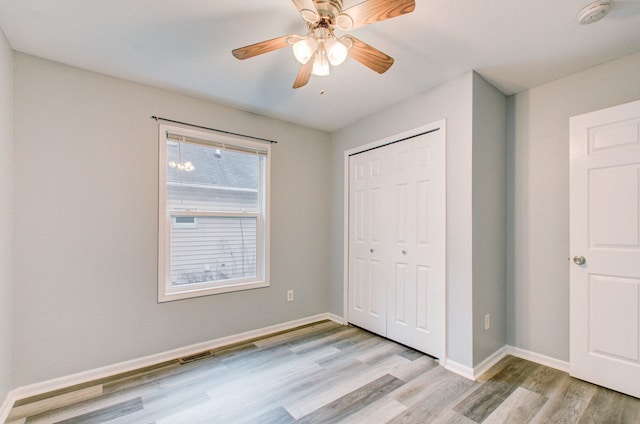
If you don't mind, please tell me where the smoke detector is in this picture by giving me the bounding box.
[577,1,611,24]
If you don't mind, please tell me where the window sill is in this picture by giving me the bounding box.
[158,280,270,303]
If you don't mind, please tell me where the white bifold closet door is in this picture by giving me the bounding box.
[348,128,445,358]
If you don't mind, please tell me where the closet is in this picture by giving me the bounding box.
[347,126,445,358]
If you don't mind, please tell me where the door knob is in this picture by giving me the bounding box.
[402,250,407,255]
[573,256,586,266]
[370,248,374,253]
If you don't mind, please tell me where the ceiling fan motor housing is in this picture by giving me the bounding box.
[314,0,344,18]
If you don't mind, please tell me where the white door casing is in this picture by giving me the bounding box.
[346,121,446,358]
[570,99,640,398]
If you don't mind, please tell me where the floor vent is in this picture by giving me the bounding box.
[178,350,213,364]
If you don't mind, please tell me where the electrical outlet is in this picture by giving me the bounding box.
[287,290,294,302]
[485,314,490,330]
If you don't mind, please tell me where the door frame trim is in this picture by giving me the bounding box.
[342,119,447,362]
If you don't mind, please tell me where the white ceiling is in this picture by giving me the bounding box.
[1,0,639,132]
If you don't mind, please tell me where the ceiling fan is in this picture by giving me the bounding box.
[232,0,416,89]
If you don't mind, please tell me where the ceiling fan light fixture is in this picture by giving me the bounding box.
[292,37,318,64]
[325,37,349,66]
[231,0,417,89]
[311,50,330,76]
[336,13,354,30]
[300,8,320,23]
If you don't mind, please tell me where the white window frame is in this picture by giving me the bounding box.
[158,124,270,302]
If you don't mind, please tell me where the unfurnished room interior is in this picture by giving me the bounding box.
[0,0,640,423]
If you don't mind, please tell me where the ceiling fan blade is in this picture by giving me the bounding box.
[232,35,294,60]
[345,36,394,74]
[342,0,415,29]
[293,60,314,89]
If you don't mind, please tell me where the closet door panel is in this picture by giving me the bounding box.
[348,149,388,336]
[411,133,446,356]
[388,140,417,346]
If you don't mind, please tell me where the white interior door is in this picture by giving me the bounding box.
[386,133,446,357]
[348,126,446,358]
[570,99,640,398]
[348,146,389,336]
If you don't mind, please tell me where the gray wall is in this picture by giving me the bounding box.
[330,72,476,367]
[471,73,507,366]
[0,29,13,401]
[507,52,640,361]
[13,53,332,387]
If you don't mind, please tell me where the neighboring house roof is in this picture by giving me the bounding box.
[166,141,259,190]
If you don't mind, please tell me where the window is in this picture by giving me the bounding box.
[172,216,197,228]
[158,125,270,302]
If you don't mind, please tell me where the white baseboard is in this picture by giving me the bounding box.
[443,359,475,380]
[443,344,569,381]
[443,346,509,381]
[9,313,343,405]
[472,346,510,379]
[325,312,346,325]
[506,345,570,373]
[0,390,17,424]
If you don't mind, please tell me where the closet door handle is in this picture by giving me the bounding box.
[370,248,374,253]
[402,250,407,255]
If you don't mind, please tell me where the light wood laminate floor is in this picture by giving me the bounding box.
[6,321,640,423]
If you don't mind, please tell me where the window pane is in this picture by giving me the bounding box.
[166,141,260,212]
[170,216,258,286]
